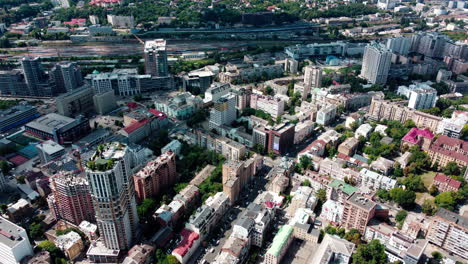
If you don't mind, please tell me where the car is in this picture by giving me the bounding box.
[210,248,215,253]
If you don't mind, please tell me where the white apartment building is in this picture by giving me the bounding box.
[360,168,397,190]
[319,200,343,225]
[304,66,322,89]
[204,82,230,103]
[316,104,337,126]
[397,81,434,98]
[360,42,392,84]
[250,94,285,119]
[408,88,438,110]
[0,217,34,264]
[209,93,237,130]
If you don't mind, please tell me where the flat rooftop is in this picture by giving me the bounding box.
[26,113,76,134]
[0,217,27,248]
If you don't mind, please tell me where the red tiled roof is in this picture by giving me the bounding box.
[402,128,434,144]
[300,139,327,154]
[149,109,167,120]
[429,135,468,163]
[123,119,150,134]
[89,0,121,4]
[173,229,199,257]
[433,173,462,189]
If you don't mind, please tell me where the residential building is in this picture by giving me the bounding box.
[133,151,177,202]
[55,231,84,260]
[304,66,322,89]
[79,221,98,240]
[56,85,95,117]
[0,70,28,96]
[205,192,230,225]
[21,57,53,97]
[411,32,449,58]
[370,157,394,176]
[320,200,343,225]
[0,172,7,192]
[93,90,117,115]
[48,172,95,226]
[298,139,327,158]
[0,217,34,264]
[408,88,437,110]
[223,155,262,205]
[107,15,134,28]
[360,168,396,190]
[85,142,139,250]
[195,130,247,161]
[432,173,462,193]
[327,179,358,204]
[161,140,182,156]
[286,186,318,217]
[341,193,376,233]
[316,104,337,126]
[397,81,434,98]
[204,82,230,103]
[364,220,396,244]
[437,110,468,139]
[209,93,237,130]
[171,229,200,264]
[122,244,155,264]
[294,120,314,144]
[360,42,392,84]
[309,234,355,264]
[338,137,359,156]
[402,128,435,150]
[250,94,285,119]
[185,205,216,239]
[50,62,83,93]
[0,103,40,132]
[355,124,373,139]
[264,225,294,264]
[144,39,169,77]
[25,113,90,145]
[36,140,65,164]
[428,135,468,168]
[427,208,468,259]
[386,233,428,264]
[386,36,411,55]
[436,69,452,83]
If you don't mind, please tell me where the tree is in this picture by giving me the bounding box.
[422,199,436,216]
[402,174,426,192]
[435,192,457,211]
[301,180,311,187]
[299,156,312,171]
[29,222,44,239]
[167,255,180,264]
[0,160,10,174]
[0,37,11,48]
[443,162,461,176]
[376,189,391,201]
[316,189,327,202]
[344,229,361,244]
[137,198,157,219]
[390,187,416,209]
[352,240,388,264]
[395,210,407,223]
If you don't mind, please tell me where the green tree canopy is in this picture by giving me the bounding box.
[352,240,388,264]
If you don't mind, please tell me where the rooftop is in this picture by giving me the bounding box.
[26,113,78,135]
[55,231,81,250]
[402,128,435,144]
[347,193,376,211]
[144,39,166,52]
[266,225,294,257]
[328,179,358,195]
[173,229,199,257]
[429,135,468,163]
[0,217,26,248]
[435,208,468,228]
[433,173,462,189]
[36,140,65,155]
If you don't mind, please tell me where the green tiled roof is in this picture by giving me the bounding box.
[267,225,294,257]
[328,179,358,195]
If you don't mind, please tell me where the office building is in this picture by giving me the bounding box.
[48,172,95,225]
[133,151,177,202]
[341,193,376,234]
[0,103,40,132]
[428,135,468,168]
[56,85,94,117]
[107,15,134,28]
[285,41,367,60]
[304,66,322,89]
[408,88,437,110]
[36,140,65,164]
[267,123,295,155]
[85,142,139,250]
[0,217,34,264]
[144,39,169,77]
[25,113,91,145]
[50,62,83,93]
[209,93,237,130]
[386,36,411,55]
[361,42,392,84]
[427,208,468,259]
[93,90,117,115]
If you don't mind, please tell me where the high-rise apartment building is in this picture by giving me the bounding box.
[51,62,83,93]
[411,32,450,58]
[144,39,169,77]
[427,208,468,259]
[21,57,53,96]
[0,217,34,263]
[304,66,322,89]
[133,151,177,202]
[360,43,392,85]
[408,88,437,109]
[386,36,411,55]
[48,172,95,225]
[85,142,139,250]
[0,70,28,96]
[341,193,376,234]
[209,93,237,130]
[267,123,295,155]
